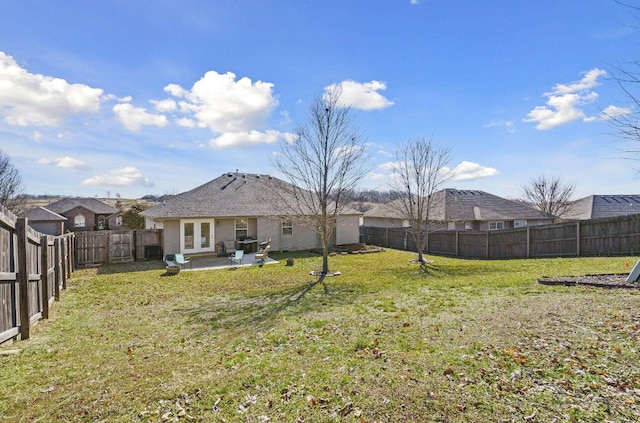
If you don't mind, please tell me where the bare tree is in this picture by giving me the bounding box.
[273,90,368,275]
[389,138,451,264]
[520,175,575,217]
[609,1,640,162]
[0,149,26,214]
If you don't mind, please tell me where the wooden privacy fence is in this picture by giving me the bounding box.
[0,206,74,345]
[75,229,162,266]
[361,214,640,259]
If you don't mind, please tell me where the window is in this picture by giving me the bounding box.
[282,219,293,237]
[74,214,85,228]
[489,221,504,230]
[97,215,106,229]
[116,215,123,226]
[201,222,210,248]
[447,222,455,231]
[235,219,248,239]
[184,222,194,249]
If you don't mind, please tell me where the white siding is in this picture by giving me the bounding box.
[336,215,360,245]
[258,217,320,251]
[164,220,180,255]
[145,217,164,229]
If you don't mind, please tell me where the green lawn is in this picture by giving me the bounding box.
[1,250,639,422]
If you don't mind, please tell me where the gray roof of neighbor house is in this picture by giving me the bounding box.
[432,189,555,221]
[45,198,119,215]
[365,189,555,222]
[22,206,67,222]
[141,172,361,220]
[563,195,640,220]
[363,200,405,219]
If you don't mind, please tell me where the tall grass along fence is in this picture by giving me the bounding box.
[75,229,162,266]
[0,205,74,345]
[361,214,640,259]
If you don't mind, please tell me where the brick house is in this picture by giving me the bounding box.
[39,198,121,232]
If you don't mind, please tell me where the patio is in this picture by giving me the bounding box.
[183,253,280,271]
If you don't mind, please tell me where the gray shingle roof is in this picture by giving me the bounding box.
[142,172,356,219]
[434,189,555,221]
[365,189,555,221]
[45,198,119,215]
[563,195,640,220]
[22,206,67,222]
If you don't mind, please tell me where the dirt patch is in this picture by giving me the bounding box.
[538,273,640,289]
[334,243,384,254]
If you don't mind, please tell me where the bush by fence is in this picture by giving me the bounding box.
[0,205,74,345]
[361,214,640,259]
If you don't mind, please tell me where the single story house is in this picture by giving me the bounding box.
[562,195,640,220]
[363,189,555,231]
[140,172,362,256]
[21,206,67,236]
[39,198,121,232]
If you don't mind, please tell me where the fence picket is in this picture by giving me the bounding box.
[361,214,640,259]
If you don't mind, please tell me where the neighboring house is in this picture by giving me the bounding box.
[362,189,555,231]
[140,172,362,255]
[43,198,121,232]
[431,189,555,230]
[362,201,410,228]
[562,195,640,220]
[21,206,68,236]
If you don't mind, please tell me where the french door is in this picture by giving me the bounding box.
[181,219,215,254]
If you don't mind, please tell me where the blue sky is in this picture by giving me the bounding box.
[0,0,638,199]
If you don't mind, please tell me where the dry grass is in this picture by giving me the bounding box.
[1,250,639,422]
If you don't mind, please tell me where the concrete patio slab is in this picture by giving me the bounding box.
[184,253,279,271]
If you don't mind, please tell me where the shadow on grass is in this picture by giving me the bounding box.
[176,273,355,333]
[93,260,165,275]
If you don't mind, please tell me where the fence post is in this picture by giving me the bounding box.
[455,231,459,257]
[16,218,30,340]
[66,234,72,278]
[576,221,581,257]
[61,236,67,290]
[526,227,531,258]
[40,235,50,319]
[486,232,490,258]
[54,237,61,300]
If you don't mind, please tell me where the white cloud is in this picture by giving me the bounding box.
[550,68,606,95]
[450,161,499,181]
[31,131,43,142]
[209,130,282,148]
[378,161,403,171]
[175,117,197,128]
[523,68,616,130]
[151,98,177,113]
[37,156,91,170]
[83,166,154,187]
[0,51,103,126]
[325,80,394,110]
[600,104,633,121]
[483,120,516,133]
[113,103,169,131]
[378,160,498,182]
[165,71,278,134]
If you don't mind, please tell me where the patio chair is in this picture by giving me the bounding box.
[255,244,271,262]
[174,253,192,269]
[229,250,244,266]
[163,254,181,274]
[224,240,236,255]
